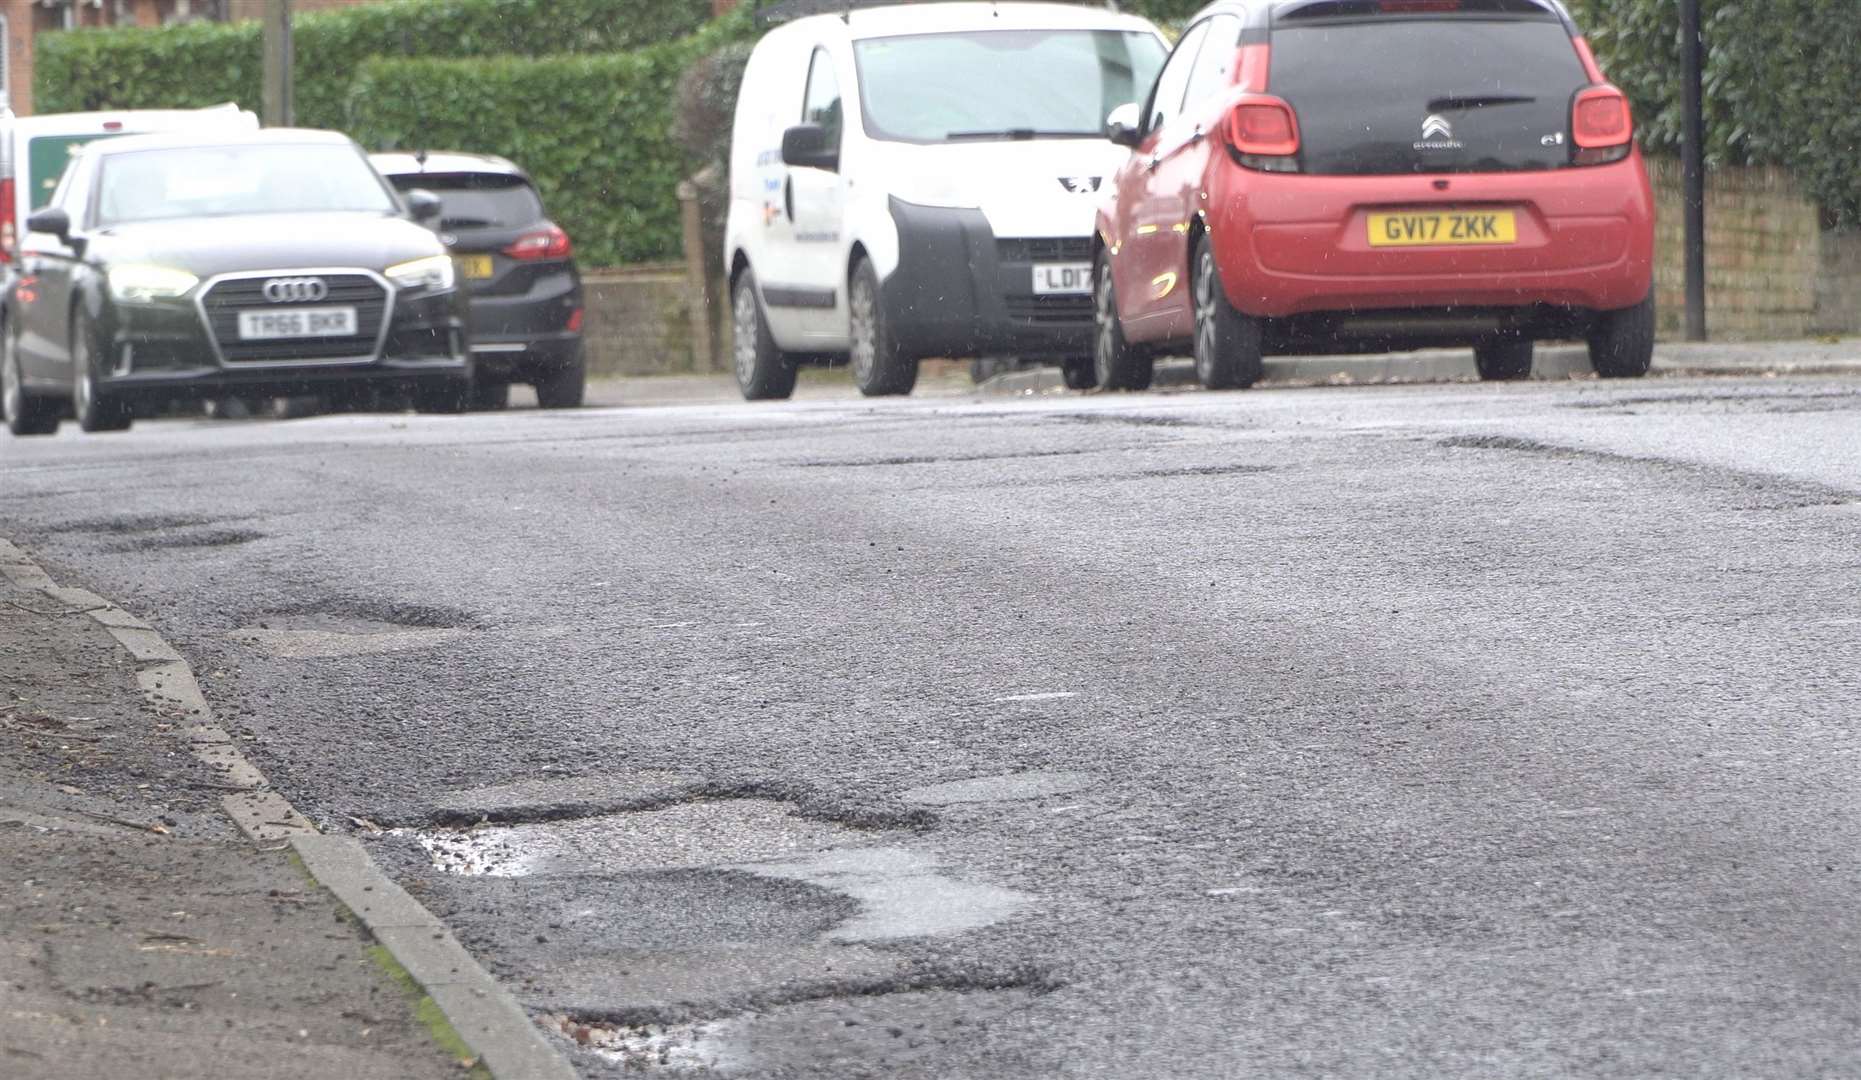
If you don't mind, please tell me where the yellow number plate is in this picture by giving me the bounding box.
[457,255,495,279]
[1367,211,1517,247]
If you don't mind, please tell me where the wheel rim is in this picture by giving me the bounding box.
[2,340,20,426]
[1193,249,1218,380]
[732,282,758,386]
[1094,265,1117,383]
[72,324,93,421]
[848,276,876,384]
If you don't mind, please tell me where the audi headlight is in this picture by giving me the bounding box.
[385,254,456,292]
[108,264,198,303]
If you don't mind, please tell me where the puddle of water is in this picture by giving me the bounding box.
[743,847,1034,942]
[900,770,1095,806]
[406,799,867,877]
[229,626,467,659]
[555,1015,743,1072]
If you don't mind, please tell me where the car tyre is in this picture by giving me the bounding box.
[1191,235,1264,391]
[848,257,916,397]
[1093,257,1152,391]
[3,324,60,436]
[1059,357,1096,390]
[470,379,512,411]
[70,314,132,434]
[533,342,586,409]
[1590,292,1655,379]
[732,269,798,401]
[1473,336,1535,381]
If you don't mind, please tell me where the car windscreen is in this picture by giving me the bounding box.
[384,173,544,230]
[854,30,1167,144]
[94,143,399,226]
[1269,13,1588,174]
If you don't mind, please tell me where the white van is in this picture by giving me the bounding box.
[724,2,1167,398]
[0,104,259,269]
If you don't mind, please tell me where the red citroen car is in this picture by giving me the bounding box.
[1093,0,1654,390]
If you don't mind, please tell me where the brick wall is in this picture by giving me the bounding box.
[1647,159,1826,342]
[580,265,702,377]
[224,0,384,18]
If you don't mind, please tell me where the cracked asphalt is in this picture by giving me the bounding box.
[4,373,1860,1078]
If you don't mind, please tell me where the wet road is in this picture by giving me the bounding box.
[5,375,1861,1078]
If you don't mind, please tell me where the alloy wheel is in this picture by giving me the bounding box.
[848,276,877,385]
[1094,265,1117,383]
[2,340,20,426]
[733,283,758,386]
[71,325,94,421]
[1194,250,1218,382]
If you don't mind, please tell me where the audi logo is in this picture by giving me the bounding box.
[262,277,329,304]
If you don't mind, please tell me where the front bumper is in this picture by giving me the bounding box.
[95,277,470,400]
[881,196,1094,361]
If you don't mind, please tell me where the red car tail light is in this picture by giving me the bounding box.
[504,222,572,261]
[1571,84,1633,165]
[0,178,15,265]
[1225,96,1301,173]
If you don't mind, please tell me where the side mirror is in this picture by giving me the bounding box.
[1105,103,1143,148]
[404,188,443,223]
[781,124,839,172]
[26,207,71,241]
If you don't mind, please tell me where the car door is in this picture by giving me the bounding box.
[781,45,851,342]
[15,155,93,386]
[1111,19,1210,338]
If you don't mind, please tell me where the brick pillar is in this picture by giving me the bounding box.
[132,0,163,28]
[3,0,36,116]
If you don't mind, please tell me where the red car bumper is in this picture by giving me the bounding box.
[1207,151,1655,319]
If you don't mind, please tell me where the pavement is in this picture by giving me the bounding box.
[578,337,1861,406]
[4,352,1860,1078]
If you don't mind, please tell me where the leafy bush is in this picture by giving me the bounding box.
[35,0,715,125]
[346,13,753,267]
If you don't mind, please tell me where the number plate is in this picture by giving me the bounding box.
[237,307,358,340]
[458,255,495,280]
[1032,262,1093,295]
[1367,211,1517,247]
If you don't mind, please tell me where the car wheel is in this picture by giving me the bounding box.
[3,324,60,436]
[470,379,512,411]
[731,270,798,401]
[1060,357,1096,390]
[1093,257,1152,391]
[532,343,586,409]
[848,258,916,397]
[1191,235,1264,391]
[1590,293,1655,379]
[70,314,132,434]
[1473,336,1535,381]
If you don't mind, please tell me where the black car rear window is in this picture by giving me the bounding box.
[1270,13,1588,175]
[387,173,544,229]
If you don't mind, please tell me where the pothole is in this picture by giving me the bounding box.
[405,799,871,877]
[746,847,1033,942]
[557,1015,740,1072]
[231,600,478,658]
[900,770,1095,806]
[111,528,266,552]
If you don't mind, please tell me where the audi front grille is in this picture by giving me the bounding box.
[198,271,391,364]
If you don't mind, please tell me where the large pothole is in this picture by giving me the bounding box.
[230,599,476,658]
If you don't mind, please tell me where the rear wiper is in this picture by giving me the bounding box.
[945,128,1100,141]
[439,216,495,229]
[1427,94,1537,111]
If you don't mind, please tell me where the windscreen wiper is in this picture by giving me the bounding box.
[945,128,1101,141]
[1427,94,1537,111]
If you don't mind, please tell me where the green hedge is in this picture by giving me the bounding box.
[346,14,752,267]
[35,0,714,126]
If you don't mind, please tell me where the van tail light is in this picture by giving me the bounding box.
[503,222,572,261]
[1224,95,1301,173]
[0,179,15,265]
[1571,84,1633,166]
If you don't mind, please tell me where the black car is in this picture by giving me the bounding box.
[371,151,584,410]
[1,128,471,436]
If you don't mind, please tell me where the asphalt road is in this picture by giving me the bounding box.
[5,373,1860,1078]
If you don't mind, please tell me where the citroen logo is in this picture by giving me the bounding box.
[1422,114,1454,140]
[262,277,329,304]
[1059,176,1103,194]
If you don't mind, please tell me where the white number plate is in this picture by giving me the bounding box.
[237,306,358,340]
[1032,263,1093,295]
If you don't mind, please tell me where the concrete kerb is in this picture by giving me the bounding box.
[0,537,577,1080]
[978,341,1861,395]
